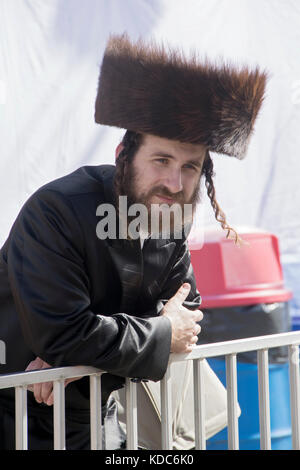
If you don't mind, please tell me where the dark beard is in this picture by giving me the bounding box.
[115,161,201,238]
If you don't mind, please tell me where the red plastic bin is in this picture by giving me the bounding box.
[189,227,292,309]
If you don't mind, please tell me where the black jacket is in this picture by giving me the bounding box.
[0,165,201,418]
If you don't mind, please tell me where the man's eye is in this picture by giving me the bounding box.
[183,164,197,171]
[156,158,168,164]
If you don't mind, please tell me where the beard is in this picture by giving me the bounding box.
[116,161,201,239]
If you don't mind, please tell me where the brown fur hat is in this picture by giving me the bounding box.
[95,33,268,159]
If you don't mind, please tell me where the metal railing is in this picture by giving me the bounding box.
[1,330,300,450]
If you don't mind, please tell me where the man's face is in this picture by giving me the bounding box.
[119,134,207,236]
[124,133,206,206]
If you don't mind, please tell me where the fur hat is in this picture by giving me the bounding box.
[95,33,267,159]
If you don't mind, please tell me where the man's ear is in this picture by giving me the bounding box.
[115,143,124,161]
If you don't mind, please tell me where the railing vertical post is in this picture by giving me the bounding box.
[125,378,138,450]
[193,359,206,449]
[90,373,102,450]
[0,340,5,365]
[53,379,66,450]
[161,365,172,450]
[257,349,271,450]
[288,344,300,449]
[15,385,28,450]
[225,354,239,449]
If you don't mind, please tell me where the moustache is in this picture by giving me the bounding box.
[147,186,185,204]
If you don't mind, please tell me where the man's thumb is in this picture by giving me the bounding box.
[171,283,191,304]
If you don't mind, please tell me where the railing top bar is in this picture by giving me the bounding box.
[169,331,300,364]
[0,365,103,390]
[1,331,300,389]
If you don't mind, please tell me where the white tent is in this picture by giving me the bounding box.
[1,0,300,318]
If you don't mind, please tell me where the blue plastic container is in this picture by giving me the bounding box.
[207,358,292,450]
[292,316,300,331]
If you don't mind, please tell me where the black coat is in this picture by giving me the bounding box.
[0,165,201,424]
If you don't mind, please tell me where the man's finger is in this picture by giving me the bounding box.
[25,357,83,406]
[26,357,52,396]
[45,377,83,406]
[192,309,203,322]
[190,335,198,344]
[193,323,201,336]
[46,391,54,406]
[40,381,53,404]
[33,381,53,405]
[170,283,191,304]
[25,357,44,372]
[33,383,43,404]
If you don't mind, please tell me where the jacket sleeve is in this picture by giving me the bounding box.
[7,189,171,381]
[158,239,202,311]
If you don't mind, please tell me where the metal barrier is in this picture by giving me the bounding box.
[1,330,300,450]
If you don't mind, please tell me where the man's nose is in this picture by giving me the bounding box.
[163,169,183,194]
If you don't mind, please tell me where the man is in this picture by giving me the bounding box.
[0,33,267,449]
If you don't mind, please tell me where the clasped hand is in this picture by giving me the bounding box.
[26,357,82,406]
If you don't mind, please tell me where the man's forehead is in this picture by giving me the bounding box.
[141,133,206,158]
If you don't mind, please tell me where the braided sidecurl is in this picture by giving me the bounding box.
[202,151,243,245]
[114,131,143,201]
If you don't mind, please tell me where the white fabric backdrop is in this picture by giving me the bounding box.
[1,0,300,316]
